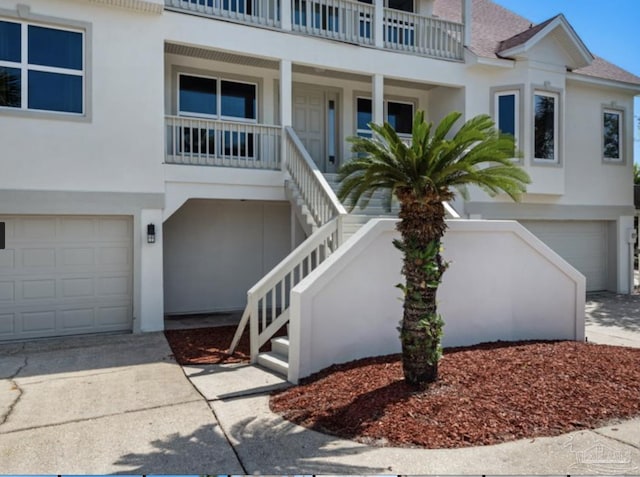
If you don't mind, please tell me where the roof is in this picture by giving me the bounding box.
[433,0,640,86]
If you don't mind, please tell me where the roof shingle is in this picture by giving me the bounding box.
[432,0,640,86]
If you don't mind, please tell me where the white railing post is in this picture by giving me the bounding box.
[249,296,259,362]
[462,0,471,48]
[281,0,292,30]
[373,0,384,47]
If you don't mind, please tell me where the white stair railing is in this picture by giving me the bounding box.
[229,217,341,361]
[284,126,347,226]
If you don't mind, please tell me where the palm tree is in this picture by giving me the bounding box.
[338,110,531,386]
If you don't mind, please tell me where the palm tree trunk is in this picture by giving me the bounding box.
[395,188,448,386]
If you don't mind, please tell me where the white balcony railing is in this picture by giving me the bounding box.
[165,0,280,27]
[291,0,374,46]
[383,8,463,59]
[165,116,282,169]
[166,0,464,61]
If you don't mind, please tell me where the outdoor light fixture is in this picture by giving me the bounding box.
[147,223,156,244]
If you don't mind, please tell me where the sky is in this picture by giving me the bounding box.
[493,0,640,164]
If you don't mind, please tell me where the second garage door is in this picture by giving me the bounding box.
[519,220,609,292]
[0,215,133,342]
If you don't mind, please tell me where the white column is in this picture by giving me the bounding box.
[281,0,292,31]
[617,216,635,294]
[280,59,293,170]
[280,59,293,127]
[374,0,384,48]
[139,208,164,332]
[462,0,472,47]
[372,74,384,126]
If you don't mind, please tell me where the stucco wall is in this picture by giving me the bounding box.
[163,199,292,314]
[289,218,585,382]
[0,0,165,194]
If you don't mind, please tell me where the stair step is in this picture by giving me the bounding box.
[257,351,288,376]
[271,336,290,358]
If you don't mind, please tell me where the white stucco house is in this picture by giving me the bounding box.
[0,0,638,380]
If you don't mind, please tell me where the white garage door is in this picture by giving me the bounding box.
[520,220,608,292]
[0,216,133,342]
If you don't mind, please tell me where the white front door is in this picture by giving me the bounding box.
[292,85,339,173]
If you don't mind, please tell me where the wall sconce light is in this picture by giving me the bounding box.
[147,223,156,244]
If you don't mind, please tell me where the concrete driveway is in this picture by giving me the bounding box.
[0,332,243,474]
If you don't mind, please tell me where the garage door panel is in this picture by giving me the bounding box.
[62,247,95,267]
[0,313,15,335]
[98,276,130,296]
[61,308,96,329]
[0,282,14,301]
[98,306,130,326]
[23,279,56,300]
[23,248,56,268]
[0,215,133,341]
[22,311,56,333]
[62,277,95,298]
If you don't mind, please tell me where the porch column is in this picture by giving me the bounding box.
[281,0,292,31]
[280,59,293,170]
[373,0,384,48]
[372,73,384,126]
[462,0,472,47]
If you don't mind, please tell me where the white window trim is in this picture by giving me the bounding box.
[532,90,560,164]
[602,107,624,163]
[355,95,415,138]
[177,72,258,124]
[0,8,90,121]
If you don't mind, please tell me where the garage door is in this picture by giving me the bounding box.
[520,220,608,292]
[0,216,133,342]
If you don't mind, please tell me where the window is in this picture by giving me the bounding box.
[603,109,622,162]
[0,19,85,115]
[177,73,258,158]
[533,91,559,162]
[356,97,414,138]
[493,90,520,158]
[178,74,256,121]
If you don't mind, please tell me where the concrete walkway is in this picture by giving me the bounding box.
[0,333,244,474]
[0,292,638,474]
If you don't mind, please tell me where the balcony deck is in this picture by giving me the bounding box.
[164,0,464,61]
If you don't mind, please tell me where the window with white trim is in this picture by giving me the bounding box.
[494,90,519,155]
[356,97,414,139]
[603,108,622,162]
[0,19,85,114]
[178,73,257,121]
[177,73,258,157]
[533,91,559,162]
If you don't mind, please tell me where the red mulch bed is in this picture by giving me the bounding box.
[164,325,286,365]
[270,341,640,449]
[165,326,250,365]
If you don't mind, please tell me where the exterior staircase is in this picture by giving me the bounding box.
[230,127,460,381]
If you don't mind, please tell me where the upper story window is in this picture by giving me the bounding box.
[356,97,414,139]
[494,90,519,154]
[603,108,623,162]
[533,91,559,162]
[0,19,85,115]
[178,73,256,121]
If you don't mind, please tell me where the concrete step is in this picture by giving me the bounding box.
[256,351,288,376]
[271,336,289,358]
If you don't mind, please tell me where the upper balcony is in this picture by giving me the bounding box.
[164,0,465,61]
